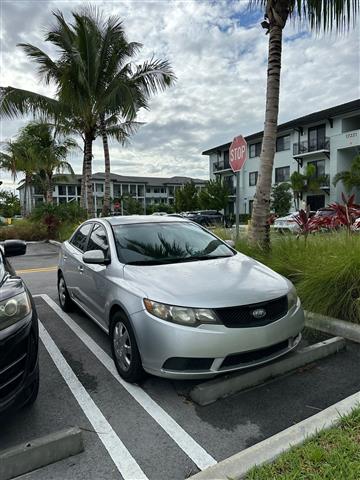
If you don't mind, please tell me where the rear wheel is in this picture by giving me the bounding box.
[58,273,73,312]
[110,311,145,383]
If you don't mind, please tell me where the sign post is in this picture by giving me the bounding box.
[229,135,247,241]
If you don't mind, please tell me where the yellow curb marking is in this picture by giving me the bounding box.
[16,266,57,274]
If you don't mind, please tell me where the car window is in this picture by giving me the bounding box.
[86,224,109,257]
[112,222,234,265]
[70,223,92,252]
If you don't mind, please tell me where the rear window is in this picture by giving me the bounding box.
[70,223,92,252]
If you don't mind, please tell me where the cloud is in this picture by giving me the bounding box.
[0,0,359,189]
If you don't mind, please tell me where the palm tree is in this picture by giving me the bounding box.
[0,8,175,217]
[249,0,359,247]
[0,135,37,215]
[290,164,328,210]
[333,154,360,193]
[21,121,76,203]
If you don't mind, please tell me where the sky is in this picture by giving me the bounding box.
[0,0,359,191]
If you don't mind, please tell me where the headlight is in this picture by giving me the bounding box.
[0,291,31,331]
[287,286,298,310]
[143,299,219,327]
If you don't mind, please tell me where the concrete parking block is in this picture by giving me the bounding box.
[190,337,346,406]
[305,311,360,343]
[0,427,84,480]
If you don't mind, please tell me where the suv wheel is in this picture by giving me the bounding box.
[58,273,73,312]
[110,311,145,383]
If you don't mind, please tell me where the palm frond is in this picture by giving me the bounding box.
[0,87,61,119]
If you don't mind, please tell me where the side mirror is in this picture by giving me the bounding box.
[83,249,110,265]
[4,240,27,257]
[225,239,235,248]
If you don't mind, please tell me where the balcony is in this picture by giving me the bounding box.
[213,161,231,173]
[319,174,330,190]
[293,137,330,157]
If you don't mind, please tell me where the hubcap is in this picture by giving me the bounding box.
[113,322,132,372]
[59,277,67,306]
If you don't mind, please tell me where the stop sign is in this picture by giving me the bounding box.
[114,201,121,210]
[229,135,247,173]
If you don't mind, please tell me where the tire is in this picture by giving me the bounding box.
[110,311,145,383]
[23,365,39,408]
[58,273,73,312]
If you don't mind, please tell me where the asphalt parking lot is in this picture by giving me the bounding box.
[3,242,360,480]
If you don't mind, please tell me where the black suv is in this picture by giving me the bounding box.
[184,210,224,226]
[0,240,39,413]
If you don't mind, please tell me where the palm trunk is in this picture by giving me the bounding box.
[84,131,94,217]
[249,22,284,248]
[46,174,53,203]
[101,115,111,217]
[80,142,86,210]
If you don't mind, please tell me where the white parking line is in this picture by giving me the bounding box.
[37,294,217,471]
[38,320,148,480]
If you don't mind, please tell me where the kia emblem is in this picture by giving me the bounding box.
[252,308,266,319]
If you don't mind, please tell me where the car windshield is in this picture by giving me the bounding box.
[112,222,235,265]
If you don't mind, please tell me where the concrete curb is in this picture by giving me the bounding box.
[0,427,84,480]
[188,387,360,480]
[48,239,61,247]
[305,311,360,343]
[190,337,346,406]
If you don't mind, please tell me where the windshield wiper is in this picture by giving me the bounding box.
[126,254,234,266]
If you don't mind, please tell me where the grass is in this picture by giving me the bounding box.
[246,407,360,480]
[231,231,360,324]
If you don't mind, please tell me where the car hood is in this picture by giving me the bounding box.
[123,253,290,308]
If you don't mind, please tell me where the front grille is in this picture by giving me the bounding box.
[214,296,288,328]
[0,337,28,400]
[221,340,289,369]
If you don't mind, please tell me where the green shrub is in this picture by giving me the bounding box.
[235,232,360,323]
[0,219,47,241]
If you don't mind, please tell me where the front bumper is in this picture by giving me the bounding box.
[0,309,39,414]
[131,300,304,379]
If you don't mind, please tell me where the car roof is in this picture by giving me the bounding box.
[99,215,191,226]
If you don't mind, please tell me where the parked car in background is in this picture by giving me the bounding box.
[0,240,39,414]
[352,217,360,232]
[58,216,304,383]
[273,212,315,234]
[151,212,168,216]
[183,210,224,226]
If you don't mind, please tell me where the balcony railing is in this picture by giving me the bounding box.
[213,161,231,172]
[293,137,330,156]
[319,174,330,188]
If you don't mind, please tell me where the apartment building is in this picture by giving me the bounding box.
[202,99,360,215]
[19,172,206,214]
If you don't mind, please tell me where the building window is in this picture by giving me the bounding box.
[58,185,66,196]
[113,184,121,197]
[154,187,160,194]
[308,160,325,177]
[249,142,262,158]
[276,135,290,152]
[122,184,129,194]
[249,172,258,186]
[77,186,81,196]
[146,187,151,194]
[275,166,290,183]
[68,185,76,196]
[168,186,174,196]
[138,185,144,197]
[130,184,137,196]
[96,183,104,193]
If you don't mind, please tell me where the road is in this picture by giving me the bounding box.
[3,242,360,479]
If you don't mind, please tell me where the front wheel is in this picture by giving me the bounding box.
[110,311,145,383]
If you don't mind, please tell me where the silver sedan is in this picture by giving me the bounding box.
[58,216,304,382]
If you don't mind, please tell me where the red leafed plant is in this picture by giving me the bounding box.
[326,193,360,233]
[292,209,326,243]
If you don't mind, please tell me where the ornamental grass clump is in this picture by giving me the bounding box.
[235,232,360,324]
